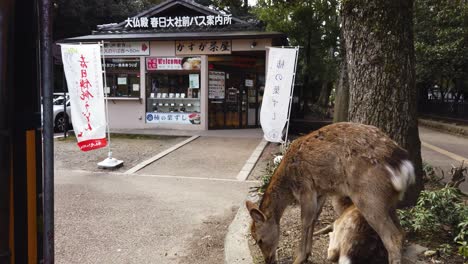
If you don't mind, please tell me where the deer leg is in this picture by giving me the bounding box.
[293,191,321,264]
[353,197,403,264]
[306,195,325,253]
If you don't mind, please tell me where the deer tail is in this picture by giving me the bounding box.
[386,160,416,200]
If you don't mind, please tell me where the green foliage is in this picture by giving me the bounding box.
[252,142,291,194]
[414,0,468,97]
[422,161,444,185]
[252,0,340,104]
[455,220,468,258]
[398,187,468,258]
[196,0,250,17]
[53,0,163,40]
[257,160,280,194]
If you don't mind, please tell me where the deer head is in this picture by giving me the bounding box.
[246,200,279,264]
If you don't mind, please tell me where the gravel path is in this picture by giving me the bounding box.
[54,135,188,172]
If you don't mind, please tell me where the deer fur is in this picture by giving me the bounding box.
[327,203,389,264]
[246,122,415,264]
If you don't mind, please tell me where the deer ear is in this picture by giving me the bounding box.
[246,200,266,223]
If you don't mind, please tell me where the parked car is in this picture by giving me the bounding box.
[52,94,72,132]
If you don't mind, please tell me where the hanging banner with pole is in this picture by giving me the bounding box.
[260,47,299,143]
[61,44,107,151]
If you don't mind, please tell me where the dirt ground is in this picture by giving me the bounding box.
[179,206,239,264]
[54,134,188,172]
[249,202,336,264]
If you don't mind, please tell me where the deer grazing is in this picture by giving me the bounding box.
[246,122,415,264]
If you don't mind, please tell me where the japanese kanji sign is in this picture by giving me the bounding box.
[260,47,298,143]
[146,112,200,125]
[124,15,232,29]
[61,44,107,151]
[102,42,149,56]
[175,40,231,55]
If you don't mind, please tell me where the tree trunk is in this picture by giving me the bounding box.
[343,0,423,206]
[333,20,349,122]
[317,81,332,108]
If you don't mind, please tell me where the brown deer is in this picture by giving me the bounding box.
[246,122,415,264]
[327,203,388,264]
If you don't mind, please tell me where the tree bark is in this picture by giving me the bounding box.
[343,0,423,206]
[333,20,349,122]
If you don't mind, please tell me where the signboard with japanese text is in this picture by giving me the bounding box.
[146,57,201,71]
[61,44,107,151]
[260,47,298,143]
[208,71,225,99]
[146,112,201,125]
[104,58,140,70]
[102,42,149,56]
[175,40,231,55]
[124,15,232,29]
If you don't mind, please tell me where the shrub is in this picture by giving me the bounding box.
[252,141,291,195]
[398,186,468,259]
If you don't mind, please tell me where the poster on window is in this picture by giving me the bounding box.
[146,57,201,70]
[208,71,225,99]
[189,74,199,88]
[146,112,200,125]
[61,44,107,151]
[260,47,298,143]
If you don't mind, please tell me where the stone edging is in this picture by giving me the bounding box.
[419,119,468,138]
[224,194,259,264]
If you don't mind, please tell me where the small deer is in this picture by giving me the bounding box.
[246,122,415,264]
[327,203,388,264]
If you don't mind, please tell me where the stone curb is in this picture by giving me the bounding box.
[224,196,256,264]
[419,119,468,138]
[237,139,269,181]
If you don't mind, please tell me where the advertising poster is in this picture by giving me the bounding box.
[189,74,199,88]
[208,71,225,99]
[146,57,201,70]
[61,44,107,151]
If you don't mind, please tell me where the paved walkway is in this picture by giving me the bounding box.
[55,131,265,264]
[419,126,468,192]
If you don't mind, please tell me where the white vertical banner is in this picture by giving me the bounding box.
[61,44,107,151]
[260,47,298,142]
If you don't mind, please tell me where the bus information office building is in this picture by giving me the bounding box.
[63,0,286,131]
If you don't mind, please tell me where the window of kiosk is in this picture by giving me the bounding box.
[145,57,201,125]
[104,58,140,98]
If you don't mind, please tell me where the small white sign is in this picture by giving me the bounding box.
[146,112,200,125]
[132,84,140,91]
[102,42,150,56]
[117,77,127,85]
[245,79,254,87]
[189,74,199,88]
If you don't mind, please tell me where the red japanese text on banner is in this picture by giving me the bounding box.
[61,44,107,151]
